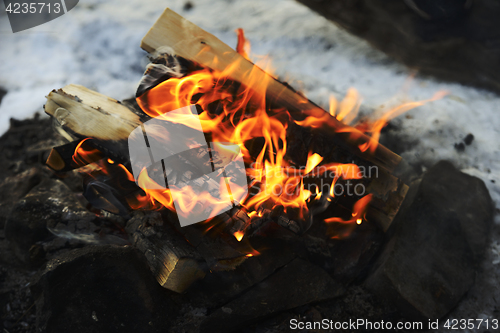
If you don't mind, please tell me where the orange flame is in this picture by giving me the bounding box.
[236,28,251,61]
[70,29,444,243]
[72,139,102,166]
[324,194,373,238]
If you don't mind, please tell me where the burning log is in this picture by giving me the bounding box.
[46,140,103,172]
[140,9,402,173]
[140,9,409,233]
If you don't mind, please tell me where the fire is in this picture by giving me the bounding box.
[135,31,363,227]
[234,231,245,242]
[72,138,102,166]
[324,194,373,239]
[71,29,444,243]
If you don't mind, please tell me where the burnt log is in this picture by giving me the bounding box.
[4,177,129,265]
[296,0,500,94]
[46,140,103,172]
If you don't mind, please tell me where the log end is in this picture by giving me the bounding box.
[157,257,207,293]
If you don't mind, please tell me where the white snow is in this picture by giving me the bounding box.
[1,0,499,328]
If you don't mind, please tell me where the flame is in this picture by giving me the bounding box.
[300,89,447,156]
[355,91,448,154]
[305,153,323,174]
[71,29,444,243]
[133,29,445,240]
[336,88,361,124]
[236,28,251,61]
[324,194,373,238]
[72,138,102,166]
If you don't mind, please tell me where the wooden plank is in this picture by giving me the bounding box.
[45,84,141,142]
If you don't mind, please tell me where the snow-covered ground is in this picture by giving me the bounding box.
[1,0,499,329]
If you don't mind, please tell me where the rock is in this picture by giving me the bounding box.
[183,1,194,11]
[0,167,43,229]
[365,160,494,319]
[200,258,345,333]
[31,245,180,333]
[4,178,76,263]
[464,133,474,146]
[454,142,466,152]
[296,0,500,94]
[0,116,58,173]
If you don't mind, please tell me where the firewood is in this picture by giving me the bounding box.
[140,8,402,173]
[125,211,206,293]
[45,84,146,164]
[45,84,142,142]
